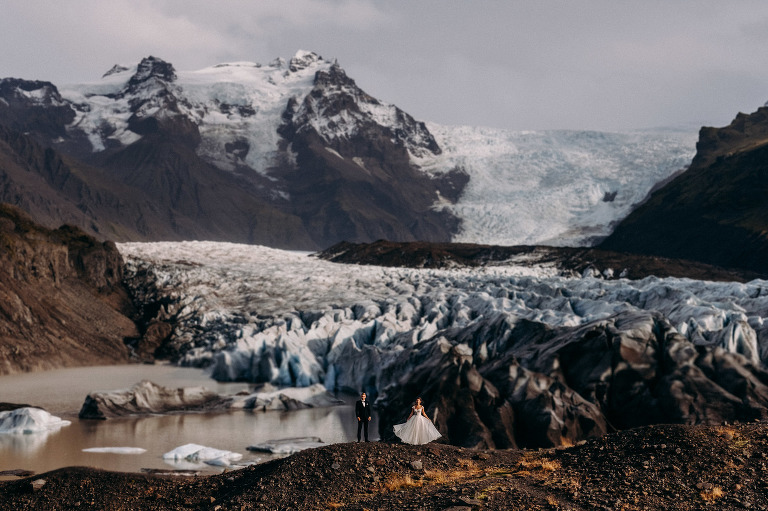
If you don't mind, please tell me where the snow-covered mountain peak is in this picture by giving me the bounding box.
[289,50,324,72]
[58,51,445,174]
[269,57,287,69]
[283,59,442,159]
[0,78,67,107]
[128,56,177,87]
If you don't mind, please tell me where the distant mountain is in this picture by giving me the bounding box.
[0,51,695,249]
[0,52,463,249]
[601,106,768,273]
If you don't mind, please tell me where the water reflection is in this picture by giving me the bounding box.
[0,428,66,455]
[1,407,378,476]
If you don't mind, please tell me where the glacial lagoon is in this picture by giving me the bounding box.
[0,364,374,479]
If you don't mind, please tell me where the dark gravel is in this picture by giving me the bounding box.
[2,422,768,510]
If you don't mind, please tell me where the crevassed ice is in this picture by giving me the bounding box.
[119,242,768,393]
[419,124,698,247]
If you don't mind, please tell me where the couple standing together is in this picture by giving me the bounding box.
[355,392,441,445]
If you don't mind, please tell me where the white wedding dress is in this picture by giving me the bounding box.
[393,406,441,445]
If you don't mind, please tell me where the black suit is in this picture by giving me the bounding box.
[355,399,371,441]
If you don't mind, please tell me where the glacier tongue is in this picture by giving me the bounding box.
[421,124,698,247]
[121,241,768,388]
[120,241,768,447]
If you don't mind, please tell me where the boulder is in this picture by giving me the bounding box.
[78,380,227,419]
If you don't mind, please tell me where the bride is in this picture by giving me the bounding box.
[393,397,442,445]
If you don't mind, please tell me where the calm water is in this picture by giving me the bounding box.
[0,365,377,478]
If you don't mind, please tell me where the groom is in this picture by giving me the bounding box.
[355,392,372,442]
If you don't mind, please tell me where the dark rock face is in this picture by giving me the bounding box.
[0,79,75,141]
[0,124,177,241]
[317,239,767,281]
[601,106,768,274]
[0,204,139,374]
[375,310,768,449]
[127,56,177,90]
[275,62,466,247]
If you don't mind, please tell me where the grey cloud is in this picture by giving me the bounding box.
[1,0,767,131]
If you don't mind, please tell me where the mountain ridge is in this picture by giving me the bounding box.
[0,52,466,249]
[0,51,695,249]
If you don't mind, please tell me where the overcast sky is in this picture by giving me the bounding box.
[2,0,768,132]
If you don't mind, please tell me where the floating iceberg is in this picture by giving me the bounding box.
[78,380,343,419]
[163,443,243,468]
[0,407,71,434]
[230,383,344,411]
[79,380,227,419]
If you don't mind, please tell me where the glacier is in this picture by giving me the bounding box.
[120,241,768,389]
[120,241,768,447]
[421,125,697,246]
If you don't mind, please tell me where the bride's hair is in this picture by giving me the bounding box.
[415,396,423,405]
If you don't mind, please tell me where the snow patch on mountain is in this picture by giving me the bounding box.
[60,52,329,173]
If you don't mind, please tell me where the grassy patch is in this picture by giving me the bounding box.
[383,459,483,492]
[700,486,725,503]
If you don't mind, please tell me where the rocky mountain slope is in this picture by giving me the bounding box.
[2,422,768,510]
[0,204,139,374]
[0,52,465,249]
[0,51,694,249]
[601,106,768,273]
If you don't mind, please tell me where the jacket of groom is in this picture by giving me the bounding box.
[355,393,372,441]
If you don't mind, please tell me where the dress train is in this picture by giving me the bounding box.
[393,407,441,445]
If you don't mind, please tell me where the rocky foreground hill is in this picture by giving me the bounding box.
[0,204,139,374]
[2,421,768,510]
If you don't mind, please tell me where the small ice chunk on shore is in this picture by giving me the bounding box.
[82,447,147,454]
[247,436,326,454]
[163,443,242,467]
